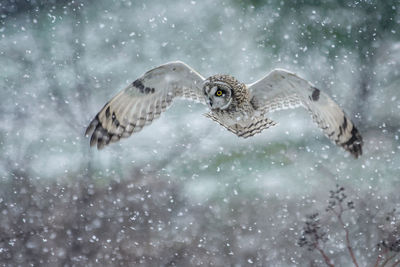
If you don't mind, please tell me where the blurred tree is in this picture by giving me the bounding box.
[69,0,95,178]
[29,0,95,178]
[1,0,62,18]
[235,0,400,119]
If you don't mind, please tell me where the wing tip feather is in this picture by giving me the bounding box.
[86,112,145,149]
[85,114,118,150]
[85,117,98,137]
[341,125,363,158]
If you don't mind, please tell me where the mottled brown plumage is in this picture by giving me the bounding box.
[203,74,276,139]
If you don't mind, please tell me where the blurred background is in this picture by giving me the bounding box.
[0,0,399,265]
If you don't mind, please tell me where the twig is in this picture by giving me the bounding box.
[391,258,400,267]
[374,248,389,267]
[298,213,333,266]
[381,254,396,267]
[331,203,359,267]
[316,245,335,267]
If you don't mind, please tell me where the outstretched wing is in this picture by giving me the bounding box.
[85,61,205,149]
[248,69,363,158]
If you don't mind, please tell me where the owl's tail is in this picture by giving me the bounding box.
[235,117,277,138]
[205,113,277,138]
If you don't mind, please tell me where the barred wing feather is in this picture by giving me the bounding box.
[248,69,363,158]
[85,61,205,149]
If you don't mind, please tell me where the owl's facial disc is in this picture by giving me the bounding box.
[203,81,233,110]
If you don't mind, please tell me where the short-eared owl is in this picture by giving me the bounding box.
[86,61,363,158]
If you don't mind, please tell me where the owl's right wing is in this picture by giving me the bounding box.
[85,61,206,149]
[248,69,363,158]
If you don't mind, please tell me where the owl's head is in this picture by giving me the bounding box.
[203,75,247,110]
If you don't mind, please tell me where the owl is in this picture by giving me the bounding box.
[85,61,363,158]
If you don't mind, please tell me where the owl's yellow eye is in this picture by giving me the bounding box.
[215,90,223,96]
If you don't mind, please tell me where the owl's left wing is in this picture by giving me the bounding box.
[85,61,206,149]
[248,69,363,158]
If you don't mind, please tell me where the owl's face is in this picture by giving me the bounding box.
[203,79,233,110]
